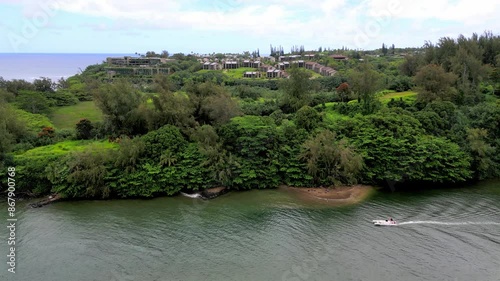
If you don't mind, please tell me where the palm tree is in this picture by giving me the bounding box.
[160,150,178,167]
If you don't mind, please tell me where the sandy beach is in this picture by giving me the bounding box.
[279,185,375,205]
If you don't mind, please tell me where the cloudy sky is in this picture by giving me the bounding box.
[0,0,499,54]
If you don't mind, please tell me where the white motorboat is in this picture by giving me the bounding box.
[372,219,398,226]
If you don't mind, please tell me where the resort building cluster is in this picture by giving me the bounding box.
[200,53,346,78]
[105,56,172,77]
[105,53,347,79]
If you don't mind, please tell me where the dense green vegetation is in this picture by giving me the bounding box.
[0,32,499,199]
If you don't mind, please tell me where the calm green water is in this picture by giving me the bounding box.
[1,181,500,281]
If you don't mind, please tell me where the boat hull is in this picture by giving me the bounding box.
[372,220,398,226]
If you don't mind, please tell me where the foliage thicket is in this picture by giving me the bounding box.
[1,32,499,198]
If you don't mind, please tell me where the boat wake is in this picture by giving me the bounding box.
[398,221,500,226]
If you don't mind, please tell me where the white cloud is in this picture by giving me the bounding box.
[7,0,500,50]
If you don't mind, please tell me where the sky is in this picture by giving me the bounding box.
[0,0,499,54]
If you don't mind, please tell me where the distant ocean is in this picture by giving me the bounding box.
[0,53,134,82]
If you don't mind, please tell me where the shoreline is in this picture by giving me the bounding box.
[279,185,375,205]
[23,185,376,208]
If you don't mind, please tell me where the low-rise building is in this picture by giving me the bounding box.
[209,62,220,70]
[330,54,348,60]
[292,60,305,68]
[267,69,282,78]
[107,56,165,66]
[278,62,291,70]
[223,61,239,69]
[244,71,261,78]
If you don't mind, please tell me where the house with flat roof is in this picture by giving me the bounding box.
[223,61,239,69]
[278,62,291,70]
[292,60,305,68]
[244,72,261,78]
[305,61,337,76]
[107,56,165,67]
[330,54,348,60]
[267,69,282,78]
[210,62,220,70]
[251,61,261,68]
[242,60,261,68]
[202,62,211,70]
[243,60,252,67]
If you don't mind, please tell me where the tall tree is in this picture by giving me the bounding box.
[414,64,458,103]
[33,77,55,93]
[399,55,422,76]
[466,128,498,180]
[381,43,388,56]
[300,130,363,186]
[451,45,491,104]
[147,75,195,130]
[347,63,383,114]
[279,67,314,113]
[93,81,145,136]
[15,90,52,114]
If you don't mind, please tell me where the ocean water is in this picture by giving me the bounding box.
[0,53,132,82]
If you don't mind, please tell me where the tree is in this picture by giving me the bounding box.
[219,116,280,189]
[147,75,195,130]
[3,79,34,95]
[381,43,388,56]
[56,77,70,90]
[33,77,55,93]
[336,82,351,102]
[414,64,458,103]
[331,111,471,185]
[64,146,113,198]
[187,82,226,124]
[294,106,322,132]
[141,125,187,161]
[399,55,421,77]
[279,67,314,113]
[466,128,498,180]
[201,92,242,125]
[436,37,457,72]
[450,45,491,104]
[0,88,15,103]
[300,130,364,186]
[0,104,28,161]
[37,126,55,138]
[75,119,94,140]
[15,90,52,114]
[93,81,145,136]
[347,63,383,114]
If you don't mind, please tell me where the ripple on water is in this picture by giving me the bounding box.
[1,181,499,281]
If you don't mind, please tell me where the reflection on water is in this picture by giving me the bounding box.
[0,181,499,281]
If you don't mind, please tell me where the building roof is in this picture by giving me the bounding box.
[330,54,348,59]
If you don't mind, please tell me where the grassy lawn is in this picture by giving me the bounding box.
[379,91,417,103]
[13,140,118,159]
[50,101,103,130]
[223,67,260,79]
[13,107,54,133]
